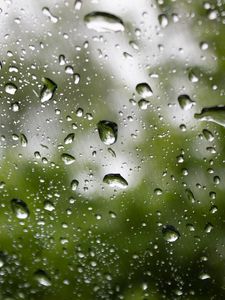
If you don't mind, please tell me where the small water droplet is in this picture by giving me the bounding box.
[204,222,213,233]
[11,102,20,112]
[202,129,214,142]
[44,200,55,212]
[185,188,196,203]
[42,7,58,23]
[199,273,211,280]
[0,181,6,189]
[154,188,162,195]
[74,0,82,10]
[59,54,66,65]
[158,14,169,28]
[40,77,57,103]
[61,153,76,165]
[97,120,118,145]
[34,269,52,286]
[200,41,208,50]
[84,12,124,32]
[207,9,218,20]
[188,70,199,83]
[136,83,153,98]
[20,133,28,147]
[76,108,83,117]
[210,205,218,214]
[108,148,116,157]
[162,225,180,242]
[178,94,195,110]
[11,199,29,219]
[73,73,80,84]
[103,173,128,189]
[64,133,75,144]
[71,179,79,191]
[138,99,150,110]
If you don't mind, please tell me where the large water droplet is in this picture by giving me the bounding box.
[103,173,128,189]
[195,106,225,128]
[162,225,180,242]
[97,120,118,145]
[11,199,29,219]
[61,153,76,165]
[178,94,195,110]
[5,83,17,95]
[34,269,52,286]
[40,77,57,103]
[84,12,124,32]
[136,83,153,98]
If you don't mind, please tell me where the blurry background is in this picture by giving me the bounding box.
[0,0,225,299]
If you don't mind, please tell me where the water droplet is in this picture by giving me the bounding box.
[199,273,211,280]
[109,211,117,218]
[207,9,218,20]
[59,54,66,65]
[73,73,80,84]
[65,65,74,75]
[61,153,76,165]
[188,70,199,83]
[129,40,139,50]
[11,199,29,219]
[84,12,124,32]
[11,102,20,112]
[162,225,180,242]
[194,106,225,128]
[178,94,195,110]
[5,83,17,95]
[213,175,220,185]
[202,129,214,142]
[0,181,5,189]
[76,108,83,117]
[44,200,55,212]
[154,188,162,195]
[136,83,153,98]
[108,148,116,157]
[71,179,79,191]
[64,133,75,144]
[204,222,213,233]
[138,99,150,110]
[34,269,52,286]
[40,77,57,103]
[158,14,169,28]
[103,173,128,189]
[42,7,58,23]
[97,120,118,145]
[74,0,82,10]
[210,205,218,214]
[20,133,28,147]
[185,188,196,203]
[0,258,4,268]
[200,41,208,50]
